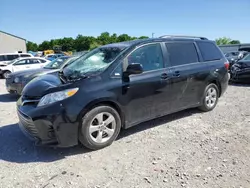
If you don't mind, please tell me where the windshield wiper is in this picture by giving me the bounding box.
[67,72,88,81]
[58,70,67,83]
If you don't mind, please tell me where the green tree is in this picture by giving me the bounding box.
[74,35,95,51]
[90,42,101,50]
[215,37,232,45]
[117,34,131,42]
[110,33,118,43]
[97,32,111,45]
[38,41,51,51]
[139,36,149,39]
[26,41,38,51]
[229,40,240,44]
[215,37,241,45]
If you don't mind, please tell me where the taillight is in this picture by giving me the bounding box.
[224,62,229,70]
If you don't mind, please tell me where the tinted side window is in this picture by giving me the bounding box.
[197,41,223,61]
[128,43,164,72]
[6,55,19,61]
[0,55,6,61]
[165,42,198,66]
[20,54,31,57]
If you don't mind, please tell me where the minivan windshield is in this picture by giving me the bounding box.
[63,46,126,80]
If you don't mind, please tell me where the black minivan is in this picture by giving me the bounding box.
[17,36,229,150]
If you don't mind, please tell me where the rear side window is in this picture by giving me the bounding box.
[6,55,19,61]
[197,41,223,61]
[165,42,199,66]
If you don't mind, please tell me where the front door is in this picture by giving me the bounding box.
[12,59,29,72]
[121,43,173,126]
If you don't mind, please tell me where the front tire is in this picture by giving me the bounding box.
[3,71,11,79]
[199,83,219,112]
[79,105,121,150]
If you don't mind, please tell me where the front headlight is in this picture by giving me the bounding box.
[37,88,79,107]
[14,77,20,83]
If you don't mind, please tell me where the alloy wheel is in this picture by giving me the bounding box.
[88,112,116,144]
[205,87,217,108]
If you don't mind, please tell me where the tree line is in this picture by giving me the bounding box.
[26,32,149,52]
[215,37,241,45]
[27,33,241,52]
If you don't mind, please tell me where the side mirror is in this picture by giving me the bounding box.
[125,63,143,75]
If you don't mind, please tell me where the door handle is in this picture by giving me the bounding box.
[161,73,168,80]
[173,71,180,77]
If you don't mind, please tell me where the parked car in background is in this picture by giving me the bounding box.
[0,53,33,65]
[0,57,50,78]
[17,36,229,150]
[230,53,250,83]
[5,56,78,95]
[225,51,248,70]
[45,53,65,61]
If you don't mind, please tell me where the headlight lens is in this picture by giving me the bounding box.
[14,77,20,83]
[37,88,79,107]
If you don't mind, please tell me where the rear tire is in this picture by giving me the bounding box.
[79,105,121,150]
[198,83,219,112]
[3,71,11,79]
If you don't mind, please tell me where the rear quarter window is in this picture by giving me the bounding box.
[197,41,223,61]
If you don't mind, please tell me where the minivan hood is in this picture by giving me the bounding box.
[22,74,62,97]
[11,68,59,78]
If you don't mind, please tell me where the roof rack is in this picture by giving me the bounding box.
[159,35,208,40]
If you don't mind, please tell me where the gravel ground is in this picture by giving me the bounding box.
[0,79,250,188]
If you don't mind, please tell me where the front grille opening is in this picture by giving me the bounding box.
[48,126,56,139]
[22,95,41,100]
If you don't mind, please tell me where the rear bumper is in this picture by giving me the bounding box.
[219,73,229,97]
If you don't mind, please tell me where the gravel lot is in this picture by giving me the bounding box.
[0,79,250,188]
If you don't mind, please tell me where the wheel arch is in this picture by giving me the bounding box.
[78,98,125,128]
[208,79,222,97]
[2,69,12,78]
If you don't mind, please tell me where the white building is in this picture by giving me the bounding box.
[0,30,27,53]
